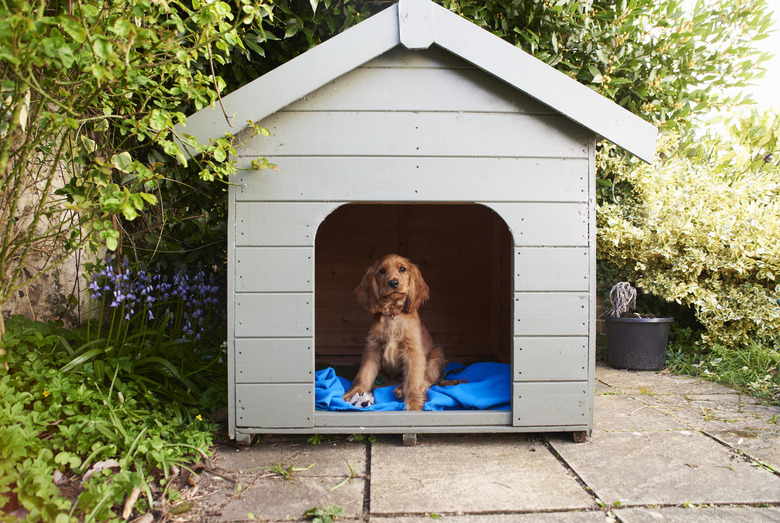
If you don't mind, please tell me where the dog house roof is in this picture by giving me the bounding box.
[177,0,657,163]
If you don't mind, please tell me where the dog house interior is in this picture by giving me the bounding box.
[315,203,514,372]
[176,0,656,443]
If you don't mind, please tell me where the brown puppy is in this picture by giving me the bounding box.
[343,254,446,411]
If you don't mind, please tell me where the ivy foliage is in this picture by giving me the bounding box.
[0,0,273,311]
[599,108,780,351]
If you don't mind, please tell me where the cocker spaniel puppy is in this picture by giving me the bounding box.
[343,254,451,411]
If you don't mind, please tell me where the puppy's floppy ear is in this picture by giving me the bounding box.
[355,260,382,313]
[405,261,430,313]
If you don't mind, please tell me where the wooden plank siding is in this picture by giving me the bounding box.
[230,48,595,433]
[235,339,313,383]
[240,112,588,159]
[234,157,589,203]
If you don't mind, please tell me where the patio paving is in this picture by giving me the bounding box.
[176,364,780,522]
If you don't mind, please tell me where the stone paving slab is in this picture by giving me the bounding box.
[548,430,780,507]
[594,393,687,432]
[190,437,367,522]
[215,475,365,522]
[370,512,609,522]
[595,365,736,396]
[215,436,367,477]
[632,392,780,432]
[595,379,614,395]
[707,430,780,472]
[370,434,596,515]
[614,506,780,522]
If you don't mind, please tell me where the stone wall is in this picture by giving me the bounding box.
[1,248,93,328]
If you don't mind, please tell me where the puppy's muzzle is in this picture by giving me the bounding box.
[388,279,400,290]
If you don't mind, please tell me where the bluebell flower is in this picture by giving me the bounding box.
[88,256,222,342]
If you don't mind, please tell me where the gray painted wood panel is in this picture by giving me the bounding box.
[586,138,597,433]
[235,294,312,337]
[235,339,313,383]
[228,181,236,438]
[513,293,589,336]
[236,384,313,428]
[246,112,589,159]
[513,337,588,382]
[486,203,588,247]
[236,247,313,292]
[235,202,340,247]
[515,247,589,291]
[313,411,512,428]
[234,158,588,203]
[241,425,587,435]
[282,65,551,114]
[512,382,589,427]
[363,46,471,69]
[238,422,588,435]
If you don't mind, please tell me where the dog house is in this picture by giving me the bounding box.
[177,0,656,443]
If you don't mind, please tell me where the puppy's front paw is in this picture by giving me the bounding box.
[404,390,425,411]
[404,398,424,411]
[393,385,403,399]
[343,387,365,402]
[347,392,376,408]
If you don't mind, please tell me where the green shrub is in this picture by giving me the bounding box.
[0,310,215,522]
[0,0,275,319]
[598,108,780,351]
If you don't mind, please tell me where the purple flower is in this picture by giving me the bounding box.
[87,256,222,342]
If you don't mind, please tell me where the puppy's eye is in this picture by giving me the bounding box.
[379,268,386,275]
[399,267,406,272]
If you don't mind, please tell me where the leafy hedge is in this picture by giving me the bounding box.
[599,109,780,350]
[0,0,274,312]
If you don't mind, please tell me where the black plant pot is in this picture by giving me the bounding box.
[605,316,674,371]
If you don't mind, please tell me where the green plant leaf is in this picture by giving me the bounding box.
[111,152,133,173]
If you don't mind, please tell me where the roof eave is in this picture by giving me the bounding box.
[174,4,402,156]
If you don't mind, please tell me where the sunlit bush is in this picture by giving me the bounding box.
[599,109,780,350]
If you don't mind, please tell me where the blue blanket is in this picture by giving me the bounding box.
[315,362,510,411]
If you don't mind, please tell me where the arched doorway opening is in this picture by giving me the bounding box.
[314,203,513,371]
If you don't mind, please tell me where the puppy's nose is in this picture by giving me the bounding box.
[388,279,400,289]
